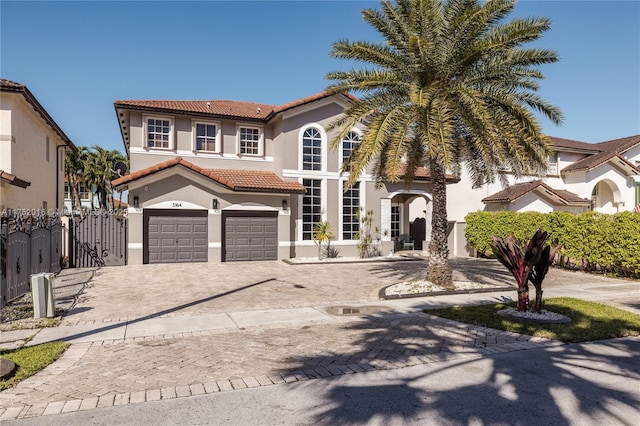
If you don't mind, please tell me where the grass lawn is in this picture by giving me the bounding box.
[0,342,69,391]
[426,297,640,342]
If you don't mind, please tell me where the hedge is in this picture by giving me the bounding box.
[465,211,640,278]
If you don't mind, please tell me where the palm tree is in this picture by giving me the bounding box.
[313,220,335,260]
[326,0,562,288]
[84,146,128,210]
[64,146,88,217]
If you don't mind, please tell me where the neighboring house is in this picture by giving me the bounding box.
[410,135,640,254]
[112,92,459,264]
[63,179,94,211]
[0,79,77,212]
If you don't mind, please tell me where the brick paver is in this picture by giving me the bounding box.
[2,257,635,420]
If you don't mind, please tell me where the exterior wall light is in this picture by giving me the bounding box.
[133,196,139,208]
[212,198,219,210]
[282,199,287,210]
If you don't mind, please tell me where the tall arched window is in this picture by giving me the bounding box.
[302,127,322,171]
[342,131,360,163]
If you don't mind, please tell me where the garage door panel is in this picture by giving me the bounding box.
[224,214,278,262]
[147,211,208,264]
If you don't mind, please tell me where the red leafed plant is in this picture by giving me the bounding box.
[529,242,562,313]
[491,229,552,311]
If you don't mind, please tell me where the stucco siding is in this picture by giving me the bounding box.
[0,93,67,210]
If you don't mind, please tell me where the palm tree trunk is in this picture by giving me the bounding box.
[426,155,454,289]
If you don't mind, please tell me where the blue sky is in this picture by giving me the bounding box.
[1,1,638,154]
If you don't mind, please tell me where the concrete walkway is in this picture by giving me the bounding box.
[0,258,638,421]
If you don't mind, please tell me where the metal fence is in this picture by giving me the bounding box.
[68,211,127,268]
[0,210,63,307]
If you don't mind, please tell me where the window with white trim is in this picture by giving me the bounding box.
[146,117,171,149]
[64,183,90,200]
[547,153,558,175]
[239,126,261,155]
[302,179,322,240]
[342,181,360,240]
[391,205,400,238]
[302,127,322,170]
[342,131,360,167]
[194,122,218,152]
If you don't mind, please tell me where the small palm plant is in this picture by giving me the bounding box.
[491,229,559,312]
[313,221,335,260]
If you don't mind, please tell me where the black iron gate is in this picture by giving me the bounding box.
[1,211,63,307]
[68,211,127,268]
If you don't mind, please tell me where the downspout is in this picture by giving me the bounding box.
[56,144,68,212]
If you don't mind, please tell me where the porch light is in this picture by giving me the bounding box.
[133,196,139,208]
[282,199,288,210]
[212,198,219,210]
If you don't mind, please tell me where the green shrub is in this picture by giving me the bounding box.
[465,210,640,278]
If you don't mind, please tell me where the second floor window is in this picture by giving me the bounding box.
[302,127,322,170]
[196,123,217,152]
[342,131,360,167]
[547,153,558,175]
[239,126,260,155]
[147,118,170,148]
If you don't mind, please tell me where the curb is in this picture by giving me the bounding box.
[0,336,563,421]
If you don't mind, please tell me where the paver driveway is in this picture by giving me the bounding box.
[1,257,638,421]
[60,257,516,324]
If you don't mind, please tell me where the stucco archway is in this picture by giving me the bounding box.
[382,190,432,250]
[591,179,622,213]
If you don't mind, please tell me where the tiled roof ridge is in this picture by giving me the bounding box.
[482,179,589,204]
[114,92,359,122]
[112,157,305,194]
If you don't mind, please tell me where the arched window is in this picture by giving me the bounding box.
[302,127,322,171]
[342,131,360,163]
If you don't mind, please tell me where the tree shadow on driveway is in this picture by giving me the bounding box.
[283,309,640,425]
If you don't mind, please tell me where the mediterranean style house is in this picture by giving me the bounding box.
[112,91,640,265]
[0,79,76,212]
[112,92,461,264]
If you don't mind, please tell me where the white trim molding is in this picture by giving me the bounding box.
[298,123,328,173]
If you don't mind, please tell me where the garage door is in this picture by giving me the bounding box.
[224,212,278,262]
[146,210,208,264]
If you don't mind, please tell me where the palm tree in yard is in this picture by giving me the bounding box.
[64,146,88,217]
[84,146,128,210]
[327,0,563,288]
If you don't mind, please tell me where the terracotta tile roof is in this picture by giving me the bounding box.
[113,99,276,121]
[0,170,31,188]
[112,157,305,194]
[114,92,359,123]
[388,165,460,182]
[1,79,76,150]
[268,91,359,117]
[482,180,589,205]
